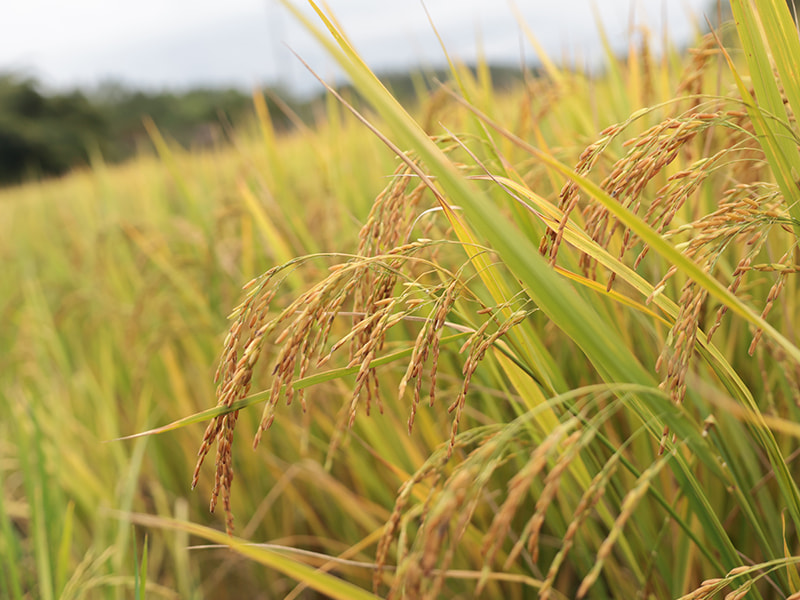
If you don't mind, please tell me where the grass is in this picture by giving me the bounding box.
[3,0,800,598]
[0,92,398,598]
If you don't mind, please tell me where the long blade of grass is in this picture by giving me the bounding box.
[142,117,196,208]
[754,0,800,123]
[114,330,469,440]
[727,0,800,228]
[237,180,304,291]
[116,512,383,600]
[138,535,148,600]
[55,501,75,598]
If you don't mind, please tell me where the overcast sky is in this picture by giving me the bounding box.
[2,0,716,95]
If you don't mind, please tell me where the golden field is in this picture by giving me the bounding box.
[3,2,800,598]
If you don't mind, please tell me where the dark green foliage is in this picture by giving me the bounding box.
[0,73,261,186]
[91,83,259,161]
[377,65,528,102]
[0,75,107,184]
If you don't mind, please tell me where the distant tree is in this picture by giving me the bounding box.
[89,83,257,159]
[0,74,260,185]
[0,74,107,184]
[2,68,506,186]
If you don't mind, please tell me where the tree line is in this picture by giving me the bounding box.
[0,74,275,186]
[0,66,529,187]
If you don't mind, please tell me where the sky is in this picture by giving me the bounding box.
[1,0,717,96]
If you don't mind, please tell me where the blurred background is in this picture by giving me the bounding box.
[0,0,743,185]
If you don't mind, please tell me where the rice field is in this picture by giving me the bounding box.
[3,1,800,598]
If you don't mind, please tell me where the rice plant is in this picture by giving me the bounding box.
[180,0,800,598]
[0,88,398,597]
[3,0,800,598]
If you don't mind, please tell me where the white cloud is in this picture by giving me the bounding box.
[0,0,715,92]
